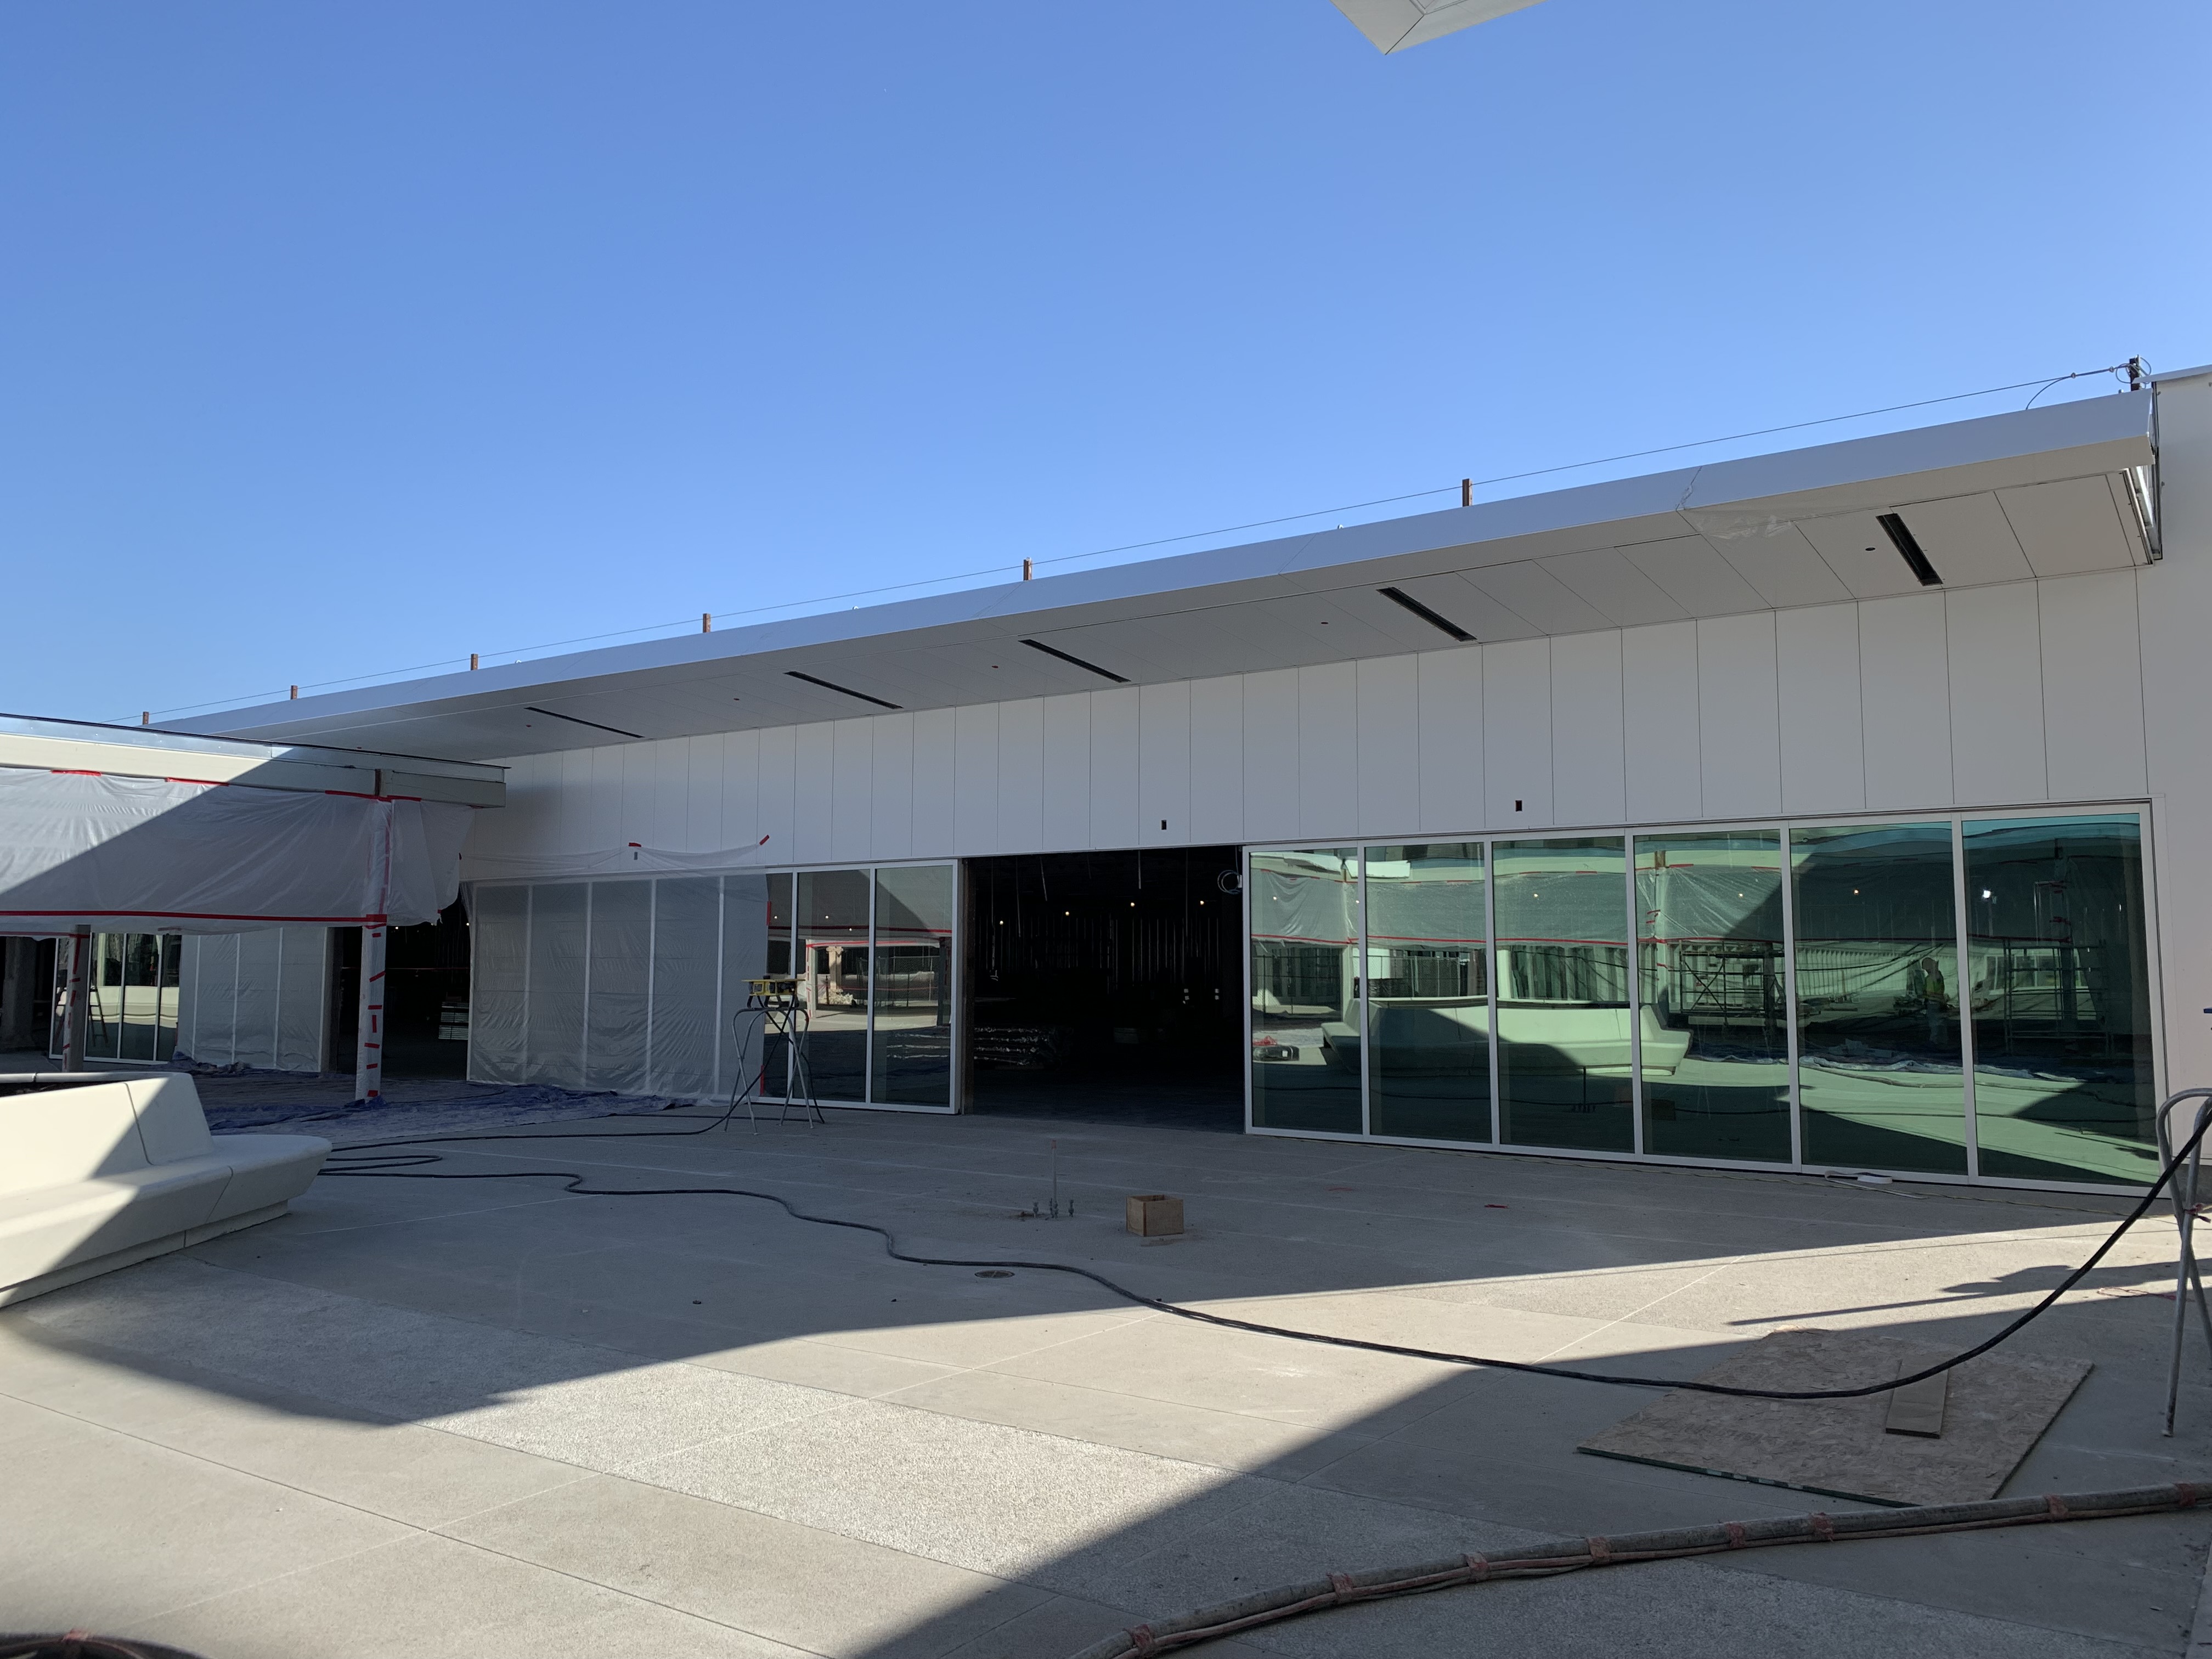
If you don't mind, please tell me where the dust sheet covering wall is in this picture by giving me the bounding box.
[468,873,769,1101]
[176,926,331,1070]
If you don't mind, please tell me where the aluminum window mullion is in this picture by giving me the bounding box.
[1626,835,1644,1158]
[1953,816,1980,1180]
[1780,827,1804,1168]
[1485,838,1502,1144]
[864,867,879,1105]
[1356,849,1370,1138]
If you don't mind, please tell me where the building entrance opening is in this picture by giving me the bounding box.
[966,848,1243,1128]
[329,903,472,1080]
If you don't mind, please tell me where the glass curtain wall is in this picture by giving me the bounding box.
[1494,838,1633,1152]
[1248,809,2157,1187]
[1636,831,1791,1162]
[750,864,958,1110]
[1249,848,1362,1133]
[1963,816,2155,1184]
[53,932,182,1062]
[1365,844,1489,1142]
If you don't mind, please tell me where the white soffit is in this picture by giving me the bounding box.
[176,392,2157,762]
[1330,0,1548,53]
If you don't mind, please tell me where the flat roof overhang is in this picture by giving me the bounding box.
[176,391,2157,764]
[0,713,506,806]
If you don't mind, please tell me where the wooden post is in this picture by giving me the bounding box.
[1461,477,1472,507]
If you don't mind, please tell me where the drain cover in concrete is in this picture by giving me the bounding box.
[1577,1328,2090,1507]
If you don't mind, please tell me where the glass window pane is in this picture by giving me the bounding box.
[119,933,163,1062]
[156,934,182,1062]
[762,873,795,1097]
[1965,815,2156,1184]
[1635,832,1789,1162]
[1366,844,1489,1142]
[1791,823,1966,1174]
[872,865,955,1107]
[1494,838,1633,1151]
[1250,848,1362,1133]
[798,868,871,1102]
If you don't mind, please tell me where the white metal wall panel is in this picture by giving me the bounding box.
[1188,675,1244,846]
[793,723,836,864]
[1139,682,1192,847]
[523,883,588,1087]
[1482,637,1551,829]
[1776,604,1866,816]
[649,876,719,1100]
[1298,662,1359,842]
[1859,593,1954,810]
[647,741,689,851]
[681,736,723,853]
[831,718,873,864]
[1696,612,1782,821]
[1240,668,1300,843]
[910,708,957,858]
[722,729,761,851]
[953,702,1001,855]
[274,927,326,1073]
[1355,656,1420,838]
[756,725,798,862]
[1944,583,2047,806]
[997,697,1046,854]
[1548,630,1624,828]
[2042,570,2147,800]
[1088,687,1141,851]
[468,884,528,1085]
[1040,693,1091,852]
[1416,645,1483,836]
[232,928,283,1068]
[870,713,915,861]
[1621,622,1700,826]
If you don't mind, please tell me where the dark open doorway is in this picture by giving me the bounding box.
[966,847,1243,1129]
[329,904,471,1080]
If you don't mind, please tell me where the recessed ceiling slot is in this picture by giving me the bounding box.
[1020,637,1128,684]
[785,670,902,709]
[1877,512,1943,586]
[523,705,645,740]
[1377,586,1474,641]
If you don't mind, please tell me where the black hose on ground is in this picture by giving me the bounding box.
[314,1101,2210,1402]
[1062,1481,2212,1658]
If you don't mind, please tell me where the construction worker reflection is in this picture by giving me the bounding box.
[1906,954,1949,1046]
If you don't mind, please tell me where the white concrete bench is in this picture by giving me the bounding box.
[0,1074,328,1307]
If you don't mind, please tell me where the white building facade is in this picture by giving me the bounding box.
[179,370,2212,1193]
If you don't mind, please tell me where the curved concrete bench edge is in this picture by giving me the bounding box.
[0,1076,329,1307]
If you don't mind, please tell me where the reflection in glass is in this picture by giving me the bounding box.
[1791,823,1966,1174]
[1365,844,1490,1142]
[1635,832,1789,1161]
[61,933,180,1063]
[872,865,955,1107]
[763,874,795,1099]
[797,868,871,1101]
[1965,816,2155,1184]
[1250,848,1362,1133]
[1494,838,1633,1152]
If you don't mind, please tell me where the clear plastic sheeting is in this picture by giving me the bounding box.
[0,766,473,934]
[176,926,331,1069]
[470,873,771,1102]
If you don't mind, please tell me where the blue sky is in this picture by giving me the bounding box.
[2,1,2203,727]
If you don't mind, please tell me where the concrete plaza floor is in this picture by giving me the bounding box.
[4,1102,2210,1657]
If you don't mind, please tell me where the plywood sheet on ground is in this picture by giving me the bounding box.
[1577,1328,2090,1507]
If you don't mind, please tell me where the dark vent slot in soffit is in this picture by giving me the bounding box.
[524,705,646,740]
[1377,586,1475,642]
[1877,512,1943,586]
[1020,637,1129,684]
[785,670,902,710]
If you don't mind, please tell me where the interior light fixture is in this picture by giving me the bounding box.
[1877,512,1943,586]
[1377,586,1474,642]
